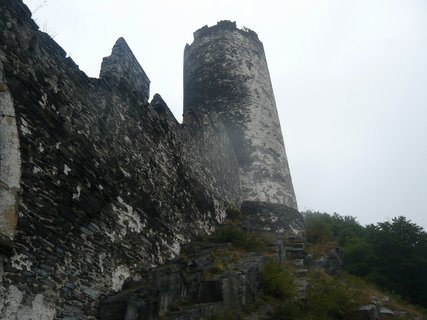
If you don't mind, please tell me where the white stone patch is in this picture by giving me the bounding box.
[119,167,131,178]
[32,166,42,174]
[72,185,81,200]
[98,252,106,273]
[10,254,33,271]
[38,143,44,153]
[0,285,23,319]
[289,224,304,237]
[50,166,57,175]
[55,142,61,149]
[63,164,71,175]
[0,89,21,188]
[111,265,130,291]
[38,93,48,108]
[213,198,226,222]
[20,118,31,135]
[112,197,144,238]
[17,294,56,320]
[171,242,180,255]
[106,230,118,242]
[0,286,56,320]
[98,184,104,190]
[44,76,59,94]
[162,238,181,256]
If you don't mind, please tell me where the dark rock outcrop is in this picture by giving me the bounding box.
[99,241,271,320]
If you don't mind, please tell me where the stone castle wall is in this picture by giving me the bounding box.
[0,2,304,319]
[0,1,240,318]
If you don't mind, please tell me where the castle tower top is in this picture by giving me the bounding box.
[191,20,260,43]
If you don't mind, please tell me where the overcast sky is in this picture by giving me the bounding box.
[23,0,427,229]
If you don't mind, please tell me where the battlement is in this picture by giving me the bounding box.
[191,20,260,45]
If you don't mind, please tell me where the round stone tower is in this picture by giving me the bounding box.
[184,21,303,235]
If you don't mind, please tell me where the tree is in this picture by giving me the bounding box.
[303,211,427,308]
[303,211,364,246]
[360,217,427,306]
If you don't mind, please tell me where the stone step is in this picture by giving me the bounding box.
[285,247,305,254]
[294,278,309,299]
[284,242,306,250]
[167,302,224,320]
[286,250,306,259]
[291,259,304,267]
[294,268,308,276]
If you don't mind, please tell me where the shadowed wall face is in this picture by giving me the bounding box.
[184,21,298,210]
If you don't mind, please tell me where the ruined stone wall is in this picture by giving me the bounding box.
[0,1,240,319]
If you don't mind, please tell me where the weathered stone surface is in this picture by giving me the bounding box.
[184,21,298,211]
[0,1,240,318]
[0,4,304,319]
[379,307,395,316]
[0,52,21,251]
[99,241,272,320]
[357,304,380,320]
[100,37,150,101]
[242,201,304,236]
[305,247,344,275]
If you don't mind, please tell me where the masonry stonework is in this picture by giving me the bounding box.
[0,2,240,318]
[0,1,302,319]
[184,21,303,235]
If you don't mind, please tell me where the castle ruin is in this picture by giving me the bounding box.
[0,1,303,318]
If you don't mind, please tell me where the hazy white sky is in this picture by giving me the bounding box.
[24,0,427,229]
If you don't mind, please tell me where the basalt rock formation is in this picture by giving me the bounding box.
[0,1,302,319]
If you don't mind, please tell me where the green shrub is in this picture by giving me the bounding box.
[262,264,361,319]
[214,223,267,252]
[303,211,364,246]
[261,260,296,300]
[226,205,242,222]
[261,261,302,319]
[304,270,361,320]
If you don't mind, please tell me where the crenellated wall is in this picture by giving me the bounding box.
[0,1,240,318]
